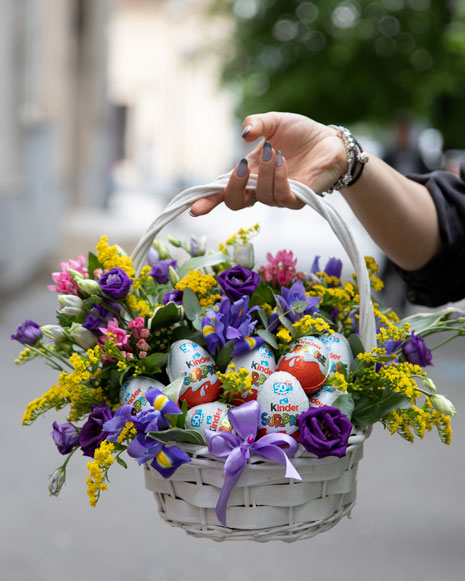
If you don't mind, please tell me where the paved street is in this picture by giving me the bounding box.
[2,201,465,581]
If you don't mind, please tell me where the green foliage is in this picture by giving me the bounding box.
[211,0,465,147]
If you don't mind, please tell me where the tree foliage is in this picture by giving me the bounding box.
[211,0,465,148]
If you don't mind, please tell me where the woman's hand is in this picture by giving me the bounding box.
[191,112,347,215]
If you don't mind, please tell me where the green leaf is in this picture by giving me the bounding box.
[148,428,206,446]
[216,340,235,372]
[150,302,182,330]
[178,252,228,278]
[116,456,128,469]
[254,283,276,306]
[347,333,365,357]
[256,329,278,350]
[182,288,201,321]
[397,311,447,334]
[142,352,167,373]
[163,376,184,404]
[171,325,195,342]
[331,393,355,421]
[291,300,309,314]
[352,390,411,427]
[87,251,102,275]
[256,307,269,328]
[278,314,295,337]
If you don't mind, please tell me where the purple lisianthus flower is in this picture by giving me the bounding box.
[79,403,114,457]
[202,295,264,357]
[151,259,177,284]
[218,265,260,301]
[98,267,133,300]
[11,320,42,345]
[163,289,183,305]
[311,256,343,283]
[297,405,352,459]
[402,332,433,367]
[83,301,120,335]
[146,247,159,267]
[51,421,80,455]
[269,280,321,330]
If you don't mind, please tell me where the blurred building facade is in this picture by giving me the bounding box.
[0,0,116,294]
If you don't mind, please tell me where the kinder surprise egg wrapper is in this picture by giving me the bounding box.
[320,332,353,374]
[257,371,309,437]
[308,385,344,409]
[167,339,221,407]
[277,336,330,395]
[226,344,276,404]
[185,402,233,434]
[120,376,166,412]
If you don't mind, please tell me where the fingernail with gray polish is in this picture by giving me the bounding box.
[262,141,272,162]
[236,158,248,177]
[276,150,283,167]
[189,210,197,217]
[241,125,252,137]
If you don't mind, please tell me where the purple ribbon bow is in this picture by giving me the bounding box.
[205,400,302,526]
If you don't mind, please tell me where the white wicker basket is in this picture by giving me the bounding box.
[144,429,369,542]
[130,174,377,542]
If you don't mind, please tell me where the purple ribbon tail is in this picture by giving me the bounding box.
[215,466,245,527]
[252,435,302,481]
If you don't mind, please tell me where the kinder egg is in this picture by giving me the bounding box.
[185,402,233,435]
[277,336,330,395]
[308,385,344,409]
[256,371,309,437]
[119,376,166,412]
[320,332,352,374]
[226,344,276,404]
[167,339,221,407]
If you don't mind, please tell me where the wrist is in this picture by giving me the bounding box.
[327,126,369,193]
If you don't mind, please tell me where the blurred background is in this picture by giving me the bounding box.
[2,1,465,579]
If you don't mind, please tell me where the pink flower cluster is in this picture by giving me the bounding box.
[99,318,134,361]
[259,250,300,287]
[128,317,150,359]
[48,255,89,295]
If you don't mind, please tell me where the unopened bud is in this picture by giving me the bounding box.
[48,468,66,497]
[169,266,180,285]
[40,325,67,342]
[430,394,456,417]
[77,278,102,295]
[422,377,437,393]
[234,243,255,270]
[68,323,98,349]
[67,268,84,281]
[166,235,182,248]
[152,240,169,260]
[57,295,84,316]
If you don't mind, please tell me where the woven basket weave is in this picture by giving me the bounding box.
[144,429,368,542]
[130,174,376,542]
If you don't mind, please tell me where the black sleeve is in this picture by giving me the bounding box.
[394,159,465,307]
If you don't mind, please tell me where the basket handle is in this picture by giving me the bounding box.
[130,174,377,351]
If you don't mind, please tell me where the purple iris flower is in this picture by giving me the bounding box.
[218,265,260,301]
[151,259,177,284]
[402,332,433,367]
[163,289,183,305]
[269,280,321,330]
[51,422,80,455]
[79,403,114,457]
[311,256,343,283]
[83,301,121,335]
[202,295,264,357]
[98,267,133,300]
[11,320,42,345]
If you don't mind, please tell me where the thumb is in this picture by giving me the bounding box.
[241,112,284,142]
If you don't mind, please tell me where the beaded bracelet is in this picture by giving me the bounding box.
[327,125,369,193]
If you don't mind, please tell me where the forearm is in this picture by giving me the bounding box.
[341,154,441,271]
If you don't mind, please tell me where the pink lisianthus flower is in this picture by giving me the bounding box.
[48,254,89,295]
[98,318,133,355]
[259,250,298,287]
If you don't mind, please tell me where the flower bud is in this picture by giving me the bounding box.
[77,278,101,295]
[166,235,182,248]
[422,377,437,393]
[40,325,67,342]
[57,295,84,316]
[48,468,66,497]
[430,394,456,417]
[189,235,207,257]
[234,243,255,270]
[169,265,180,285]
[67,268,84,281]
[68,323,98,349]
[152,240,169,260]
